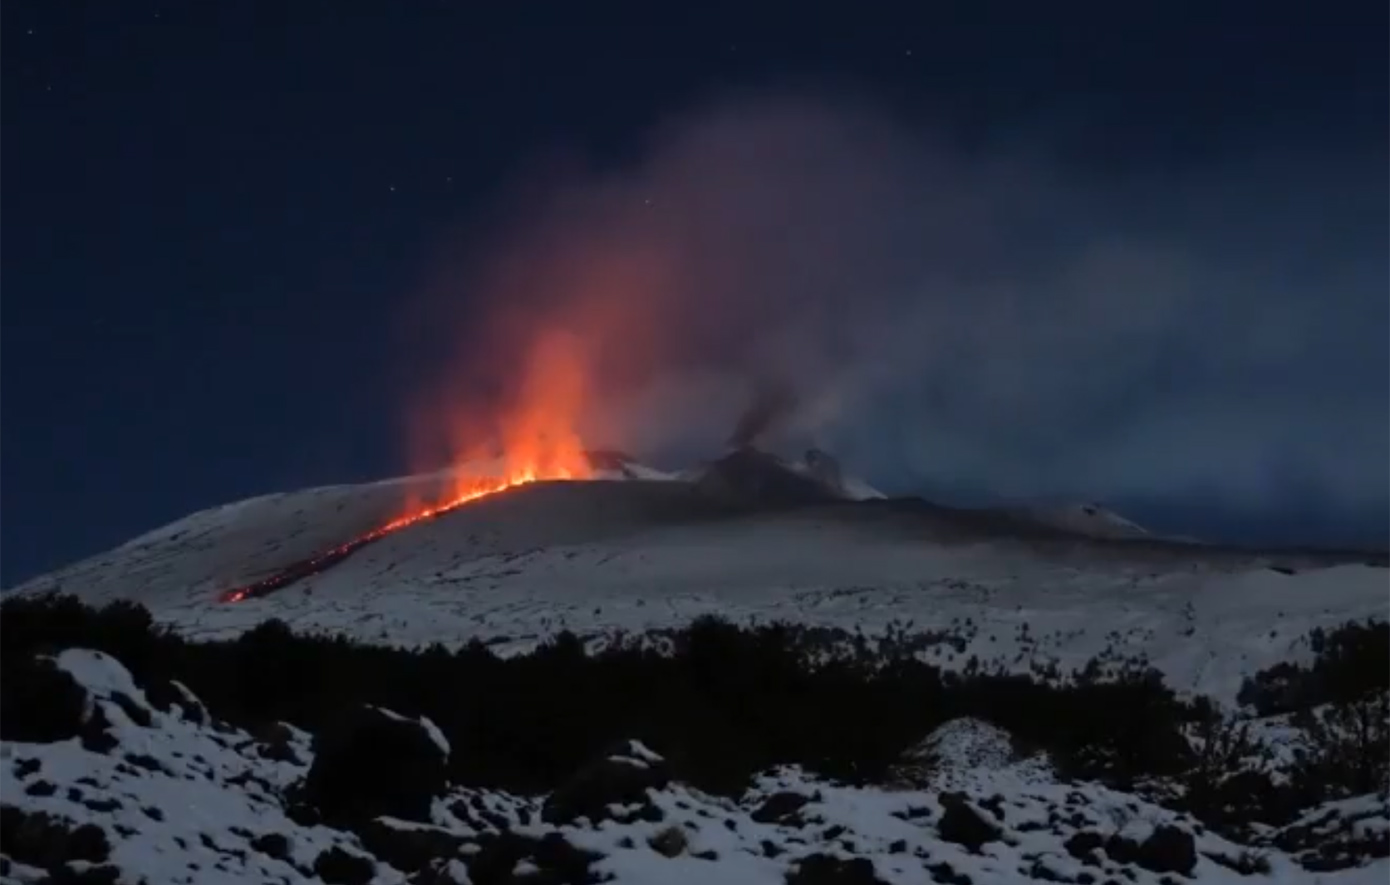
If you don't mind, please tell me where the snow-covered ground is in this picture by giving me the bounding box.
[3,649,1384,885]
[6,470,1386,706]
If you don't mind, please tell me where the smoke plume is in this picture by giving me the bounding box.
[407,88,1389,540]
[727,381,800,450]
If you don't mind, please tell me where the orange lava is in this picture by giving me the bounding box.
[429,328,595,510]
[220,330,597,603]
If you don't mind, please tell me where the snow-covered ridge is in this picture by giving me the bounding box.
[3,649,1384,884]
[1014,501,1153,540]
[6,452,1386,708]
[6,447,1384,683]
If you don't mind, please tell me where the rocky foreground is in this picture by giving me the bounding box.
[2,648,1386,885]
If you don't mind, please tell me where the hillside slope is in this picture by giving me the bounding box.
[7,466,1385,707]
[2,646,1385,885]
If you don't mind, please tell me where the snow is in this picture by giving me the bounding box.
[49,649,150,723]
[892,718,1056,791]
[371,707,451,759]
[625,740,664,765]
[419,716,451,759]
[4,651,1387,885]
[3,452,1385,884]
[6,472,1385,708]
[783,451,887,501]
[2,657,405,885]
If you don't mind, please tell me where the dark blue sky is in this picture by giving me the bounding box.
[4,1,1387,583]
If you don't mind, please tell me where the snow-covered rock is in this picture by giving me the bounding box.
[3,649,1386,885]
[889,718,1054,791]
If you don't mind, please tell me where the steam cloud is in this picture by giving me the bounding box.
[409,89,1389,536]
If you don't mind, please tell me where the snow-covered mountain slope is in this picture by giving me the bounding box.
[1015,502,1153,541]
[4,649,1384,885]
[7,469,1386,705]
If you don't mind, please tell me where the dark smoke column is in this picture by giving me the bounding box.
[727,381,799,450]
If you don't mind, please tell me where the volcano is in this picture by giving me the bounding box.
[214,446,877,603]
[5,444,1385,705]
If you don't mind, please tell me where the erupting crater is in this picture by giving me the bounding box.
[220,329,599,603]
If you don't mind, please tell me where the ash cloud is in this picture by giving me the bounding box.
[413,90,1389,540]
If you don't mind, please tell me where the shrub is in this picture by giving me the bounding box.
[1289,691,1390,800]
[1238,620,1389,716]
[0,594,1261,800]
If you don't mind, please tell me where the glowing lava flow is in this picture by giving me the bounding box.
[218,469,584,603]
[219,328,600,603]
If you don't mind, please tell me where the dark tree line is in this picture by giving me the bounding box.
[1,593,1384,815]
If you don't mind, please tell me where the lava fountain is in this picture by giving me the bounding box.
[219,331,597,603]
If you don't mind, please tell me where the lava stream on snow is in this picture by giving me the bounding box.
[219,326,605,603]
[219,471,582,603]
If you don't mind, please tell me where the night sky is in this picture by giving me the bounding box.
[4,1,1387,584]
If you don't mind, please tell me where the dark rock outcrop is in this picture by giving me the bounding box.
[251,721,302,763]
[462,831,603,884]
[934,789,1000,850]
[936,792,1002,852]
[249,832,292,861]
[0,805,111,872]
[541,740,670,825]
[0,656,89,744]
[302,705,449,826]
[314,845,376,885]
[358,818,470,874]
[1104,825,1197,876]
[787,853,890,885]
[144,678,208,724]
[647,825,688,858]
[751,791,814,825]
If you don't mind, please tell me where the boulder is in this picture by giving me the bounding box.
[541,740,670,825]
[462,831,603,884]
[249,832,292,862]
[0,656,89,743]
[936,792,1003,852]
[252,721,302,763]
[787,853,890,885]
[647,825,688,858]
[1104,825,1197,876]
[358,818,470,874]
[0,805,111,872]
[302,705,450,826]
[314,846,376,885]
[1135,824,1197,876]
[750,791,813,825]
[143,678,208,724]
